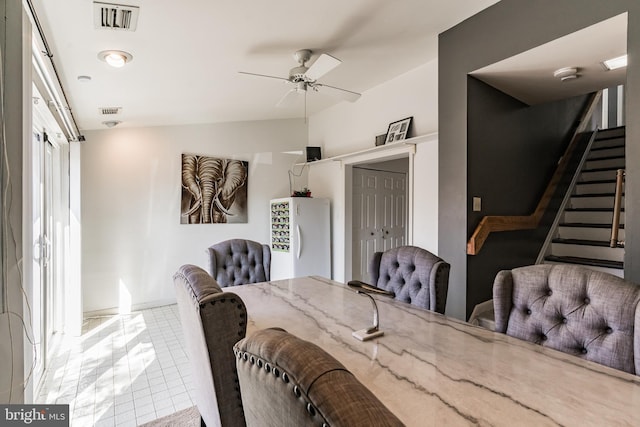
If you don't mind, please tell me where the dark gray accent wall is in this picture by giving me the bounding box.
[439,1,640,320]
[466,77,590,318]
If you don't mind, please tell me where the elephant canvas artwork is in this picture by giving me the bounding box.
[180,154,249,224]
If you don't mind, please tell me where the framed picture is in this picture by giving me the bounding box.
[180,154,249,224]
[384,116,413,144]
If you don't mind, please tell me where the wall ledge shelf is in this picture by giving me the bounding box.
[297,132,438,166]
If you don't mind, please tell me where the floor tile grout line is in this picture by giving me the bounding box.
[37,304,193,427]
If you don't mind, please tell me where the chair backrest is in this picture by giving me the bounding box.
[234,328,403,427]
[493,264,640,374]
[173,264,247,427]
[207,239,271,287]
[370,245,450,314]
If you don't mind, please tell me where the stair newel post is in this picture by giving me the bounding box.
[610,168,625,248]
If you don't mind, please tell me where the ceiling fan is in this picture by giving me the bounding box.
[239,49,361,108]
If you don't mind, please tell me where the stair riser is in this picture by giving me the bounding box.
[596,127,625,138]
[557,227,625,241]
[588,147,625,159]
[580,170,620,181]
[543,261,624,278]
[550,243,624,262]
[563,210,624,224]
[592,136,625,149]
[570,196,623,209]
[584,157,625,169]
[574,182,616,194]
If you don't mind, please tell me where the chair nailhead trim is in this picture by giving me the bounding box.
[236,350,330,426]
[307,403,316,416]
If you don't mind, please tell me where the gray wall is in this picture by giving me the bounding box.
[466,77,590,318]
[439,0,640,320]
[0,0,29,403]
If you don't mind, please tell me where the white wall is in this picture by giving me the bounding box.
[81,118,307,313]
[309,59,438,156]
[307,59,440,285]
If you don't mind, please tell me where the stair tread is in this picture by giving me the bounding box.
[545,255,624,269]
[576,179,616,184]
[559,222,625,229]
[590,142,624,149]
[585,155,625,161]
[581,167,625,172]
[571,192,621,198]
[552,238,623,247]
[564,207,623,212]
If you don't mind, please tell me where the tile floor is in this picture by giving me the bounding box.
[36,304,195,426]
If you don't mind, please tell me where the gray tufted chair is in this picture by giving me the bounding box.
[173,264,247,427]
[493,264,640,374]
[234,328,404,427]
[368,245,450,314]
[207,239,271,287]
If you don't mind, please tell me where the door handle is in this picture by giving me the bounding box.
[296,225,302,259]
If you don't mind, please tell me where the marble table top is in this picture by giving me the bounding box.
[229,276,640,426]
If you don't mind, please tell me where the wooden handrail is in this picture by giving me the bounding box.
[610,169,625,248]
[467,91,602,255]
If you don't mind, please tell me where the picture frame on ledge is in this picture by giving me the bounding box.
[384,116,413,144]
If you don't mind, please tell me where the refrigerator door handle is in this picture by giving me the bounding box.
[297,224,302,259]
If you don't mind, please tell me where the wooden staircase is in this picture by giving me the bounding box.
[543,126,625,277]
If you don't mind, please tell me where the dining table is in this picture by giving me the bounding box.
[228,275,640,426]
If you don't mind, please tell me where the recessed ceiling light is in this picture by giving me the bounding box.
[102,120,122,128]
[98,50,133,68]
[77,75,92,82]
[553,67,579,82]
[603,54,627,71]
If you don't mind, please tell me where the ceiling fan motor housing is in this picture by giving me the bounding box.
[289,65,310,82]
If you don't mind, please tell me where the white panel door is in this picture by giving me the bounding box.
[352,167,407,281]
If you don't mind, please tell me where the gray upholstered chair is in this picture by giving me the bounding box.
[173,264,247,427]
[206,239,271,287]
[365,245,450,314]
[493,264,640,374]
[234,328,404,427]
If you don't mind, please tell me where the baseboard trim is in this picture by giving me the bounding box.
[84,299,177,317]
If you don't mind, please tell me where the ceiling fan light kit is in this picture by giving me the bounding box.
[239,48,361,113]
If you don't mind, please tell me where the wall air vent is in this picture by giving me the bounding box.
[99,107,122,115]
[94,2,139,31]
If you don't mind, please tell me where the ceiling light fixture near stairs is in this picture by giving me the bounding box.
[98,50,133,68]
[553,67,579,82]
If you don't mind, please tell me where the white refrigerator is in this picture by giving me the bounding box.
[270,197,331,280]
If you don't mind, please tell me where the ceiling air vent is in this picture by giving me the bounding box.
[99,107,122,115]
[93,2,139,31]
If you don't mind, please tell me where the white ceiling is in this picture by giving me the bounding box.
[471,13,627,105]
[31,2,628,133]
[30,0,500,131]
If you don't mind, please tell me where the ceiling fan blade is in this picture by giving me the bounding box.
[315,83,361,103]
[238,71,290,82]
[305,53,341,81]
[276,88,301,108]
